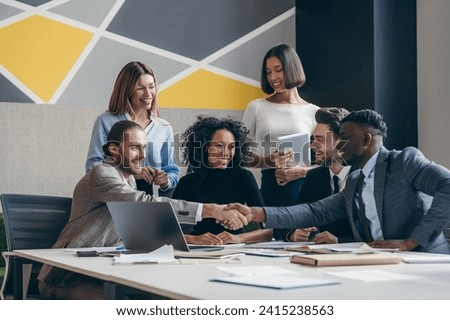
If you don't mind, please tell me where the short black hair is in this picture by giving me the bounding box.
[315,107,349,137]
[341,109,388,140]
[181,115,254,174]
[260,44,306,94]
[102,120,143,156]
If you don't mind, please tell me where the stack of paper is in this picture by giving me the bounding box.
[398,251,450,264]
[211,265,340,289]
[242,249,300,257]
[211,274,340,290]
[244,241,313,250]
[174,249,244,259]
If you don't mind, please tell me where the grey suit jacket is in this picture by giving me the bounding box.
[39,161,199,286]
[265,147,450,254]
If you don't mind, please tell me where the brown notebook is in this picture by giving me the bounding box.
[290,253,401,267]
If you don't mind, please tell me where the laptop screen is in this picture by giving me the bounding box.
[107,201,190,252]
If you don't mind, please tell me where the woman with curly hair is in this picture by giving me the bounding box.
[172,116,273,245]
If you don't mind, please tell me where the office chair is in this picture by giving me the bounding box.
[444,223,450,245]
[0,193,71,299]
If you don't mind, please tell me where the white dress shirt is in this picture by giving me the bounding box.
[329,166,352,193]
[359,150,384,240]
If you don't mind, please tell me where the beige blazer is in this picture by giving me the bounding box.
[38,161,199,287]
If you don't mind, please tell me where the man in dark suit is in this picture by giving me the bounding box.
[230,109,450,253]
[275,107,354,243]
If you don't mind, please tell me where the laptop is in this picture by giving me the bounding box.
[107,201,222,253]
[277,132,311,167]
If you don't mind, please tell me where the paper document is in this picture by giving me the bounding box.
[211,274,340,290]
[244,241,314,250]
[174,249,244,259]
[113,245,176,265]
[242,249,301,257]
[398,251,450,264]
[325,270,421,282]
[216,265,298,277]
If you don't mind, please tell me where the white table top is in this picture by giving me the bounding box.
[12,248,450,300]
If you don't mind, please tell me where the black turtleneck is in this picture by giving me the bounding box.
[172,168,264,235]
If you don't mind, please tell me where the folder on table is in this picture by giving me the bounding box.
[290,253,401,267]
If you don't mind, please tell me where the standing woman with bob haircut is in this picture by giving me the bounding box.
[243,44,319,206]
[86,61,179,195]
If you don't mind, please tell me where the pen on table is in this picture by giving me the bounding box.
[116,245,125,251]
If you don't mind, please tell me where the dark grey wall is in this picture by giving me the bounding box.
[296,0,417,149]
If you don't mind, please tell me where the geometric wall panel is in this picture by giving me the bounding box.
[159,69,265,110]
[0,73,33,103]
[0,3,22,21]
[107,0,295,60]
[211,14,296,82]
[15,0,51,6]
[0,15,92,102]
[1,0,295,107]
[57,37,191,105]
[49,0,118,28]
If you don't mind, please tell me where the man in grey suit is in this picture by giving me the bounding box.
[229,109,450,254]
[38,120,248,299]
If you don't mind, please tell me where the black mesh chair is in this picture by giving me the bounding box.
[0,194,71,299]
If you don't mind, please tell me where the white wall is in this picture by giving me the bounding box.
[417,0,450,169]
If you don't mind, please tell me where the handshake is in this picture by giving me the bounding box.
[203,203,266,230]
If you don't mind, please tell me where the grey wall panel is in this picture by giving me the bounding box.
[16,0,50,6]
[211,15,295,81]
[49,0,118,27]
[57,37,190,105]
[107,0,294,60]
[0,3,22,21]
[0,74,33,103]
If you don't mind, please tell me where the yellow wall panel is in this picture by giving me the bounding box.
[159,69,266,110]
[0,15,93,102]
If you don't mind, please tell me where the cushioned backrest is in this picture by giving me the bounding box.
[1,194,71,251]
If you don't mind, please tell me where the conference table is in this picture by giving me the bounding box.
[8,244,450,300]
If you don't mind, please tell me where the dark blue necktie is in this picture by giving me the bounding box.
[355,171,373,242]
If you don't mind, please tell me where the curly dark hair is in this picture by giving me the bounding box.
[181,115,255,174]
[341,109,388,140]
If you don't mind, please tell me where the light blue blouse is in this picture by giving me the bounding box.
[85,111,180,191]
